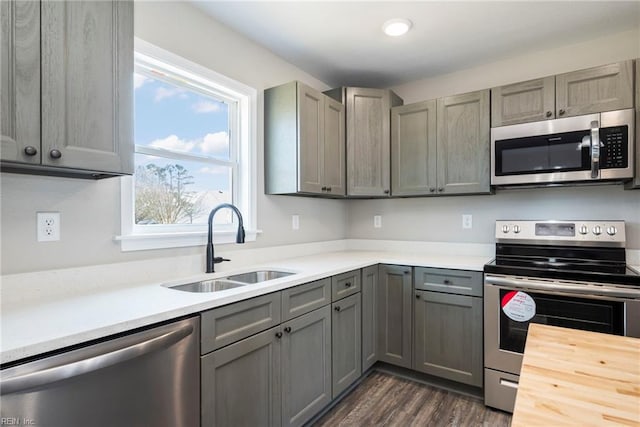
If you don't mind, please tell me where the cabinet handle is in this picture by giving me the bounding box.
[275,331,283,339]
[345,282,352,287]
[545,111,553,118]
[49,149,62,159]
[558,109,566,116]
[284,326,292,334]
[383,189,390,194]
[334,306,341,312]
[24,146,38,156]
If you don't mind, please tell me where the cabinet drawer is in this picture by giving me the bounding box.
[331,269,361,301]
[414,267,482,297]
[484,368,519,413]
[281,278,331,321]
[201,293,281,354]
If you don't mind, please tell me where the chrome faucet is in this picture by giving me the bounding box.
[206,203,246,273]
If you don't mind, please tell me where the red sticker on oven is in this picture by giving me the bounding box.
[501,291,536,322]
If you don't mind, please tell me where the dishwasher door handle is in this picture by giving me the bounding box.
[1,323,194,395]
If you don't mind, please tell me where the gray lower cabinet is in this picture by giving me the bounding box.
[1,0,134,178]
[201,326,282,427]
[361,265,378,371]
[331,293,362,398]
[331,269,361,301]
[264,81,345,197]
[282,306,332,427]
[413,290,482,387]
[377,265,412,368]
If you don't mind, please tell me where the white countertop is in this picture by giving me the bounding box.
[0,246,492,364]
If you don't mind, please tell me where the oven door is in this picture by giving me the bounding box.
[484,274,633,375]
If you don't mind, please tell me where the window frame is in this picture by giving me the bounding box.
[117,38,258,252]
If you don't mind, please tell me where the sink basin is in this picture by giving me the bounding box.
[167,279,246,293]
[223,270,295,284]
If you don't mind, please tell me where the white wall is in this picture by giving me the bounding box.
[0,2,347,275]
[347,28,640,249]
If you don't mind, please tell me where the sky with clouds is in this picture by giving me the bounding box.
[134,73,232,224]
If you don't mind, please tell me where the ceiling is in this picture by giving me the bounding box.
[192,1,640,88]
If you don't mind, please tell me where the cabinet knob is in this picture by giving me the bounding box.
[429,188,435,193]
[416,294,420,299]
[443,279,452,285]
[345,282,352,287]
[545,111,553,118]
[438,187,444,192]
[404,271,410,275]
[334,306,341,312]
[284,326,292,334]
[49,149,62,159]
[321,186,327,191]
[24,146,38,156]
[558,109,566,116]
[275,331,283,339]
[383,189,390,194]
[326,186,332,192]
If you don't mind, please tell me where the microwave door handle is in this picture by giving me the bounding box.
[590,120,600,179]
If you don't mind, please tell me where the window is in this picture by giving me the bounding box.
[118,39,257,251]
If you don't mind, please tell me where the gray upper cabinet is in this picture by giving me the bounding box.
[436,90,491,195]
[377,265,412,369]
[1,0,134,178]
[265,81,345,197]
[281,306,332,427]
[492,61,634,127]
[326,87,403,197]
[331,293,362,398]
[391,100,437,196]
[556,60,634,118]
[1,0,41,166]
[491,76,556,127]
[361,265,378,372]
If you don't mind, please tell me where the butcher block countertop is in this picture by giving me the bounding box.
[512,324,640,427]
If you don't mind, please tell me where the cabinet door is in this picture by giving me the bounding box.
[436,90,491,195]
[556,60,634,118]
[391,100,437,196]
[377,265,412,368]
[41,0,133,174]
[323,96,346,196]
[201,326,282,427]
[346,87,391,196]
[282,306,331,427]
[361,265,378,371]
[414,290,482,387]
[491,76,555,127]
[332,293,361,398]
[0,0,40,165]
[298,82,325,194]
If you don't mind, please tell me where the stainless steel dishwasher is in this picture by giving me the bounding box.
[1,316,199,427]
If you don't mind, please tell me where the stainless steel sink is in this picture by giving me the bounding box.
[223,270,294,284]
[167,279,246,293]
[165,270,295,292]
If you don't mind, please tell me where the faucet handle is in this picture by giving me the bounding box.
[213,257,230,264]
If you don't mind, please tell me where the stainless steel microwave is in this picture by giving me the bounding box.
[491,109,635,187]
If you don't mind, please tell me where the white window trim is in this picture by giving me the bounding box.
[117,38,259,252]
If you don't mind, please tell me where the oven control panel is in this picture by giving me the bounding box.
[495,220,626,246]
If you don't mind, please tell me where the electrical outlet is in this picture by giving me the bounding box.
[462,214,472,229]
[374,215,382,229]
[37,212,61,242]
[292,215,299,230]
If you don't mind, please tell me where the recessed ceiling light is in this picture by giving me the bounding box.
[382,18,412,37]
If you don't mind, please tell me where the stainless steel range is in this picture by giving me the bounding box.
[483,220,640,413]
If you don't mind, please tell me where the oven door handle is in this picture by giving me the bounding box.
[485,275,640,299]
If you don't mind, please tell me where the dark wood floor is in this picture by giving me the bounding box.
[313,371,512,427]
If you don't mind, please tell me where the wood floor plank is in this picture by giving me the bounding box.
[312,371,511,427]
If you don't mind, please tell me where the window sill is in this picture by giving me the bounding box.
[115,229,261,252]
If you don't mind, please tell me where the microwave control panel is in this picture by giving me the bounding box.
[600,126,628,169]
